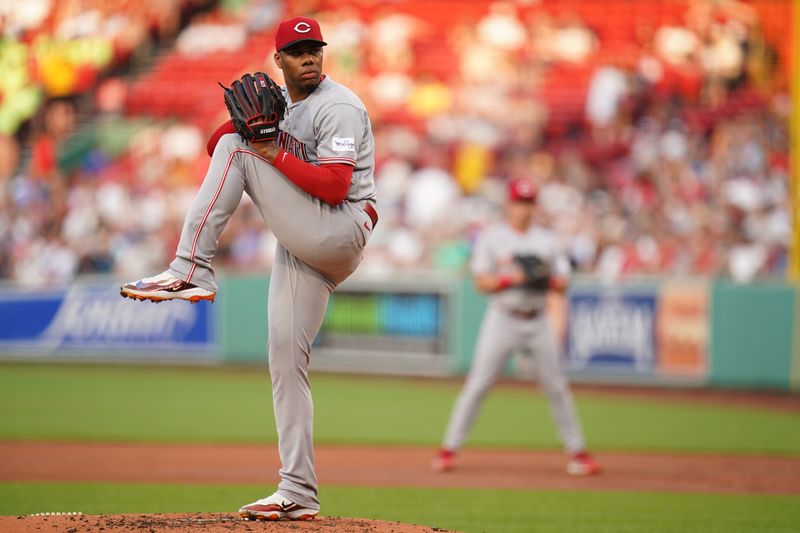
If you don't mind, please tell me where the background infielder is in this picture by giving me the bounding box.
[432,178,599,476]
[121,16,377,520]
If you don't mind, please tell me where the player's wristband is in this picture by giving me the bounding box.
[549,277,567,292]
[496,275,514,291]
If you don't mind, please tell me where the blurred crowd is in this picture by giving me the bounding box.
[0,0,793,288]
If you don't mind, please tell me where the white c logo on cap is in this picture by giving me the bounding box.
[294,22,312,33]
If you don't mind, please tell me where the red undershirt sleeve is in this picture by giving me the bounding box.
[272,149,353,205]
[207,120,237,156]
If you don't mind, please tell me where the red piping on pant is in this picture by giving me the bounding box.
[185,150,238,283]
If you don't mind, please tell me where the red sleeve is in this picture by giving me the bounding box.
[272,149,352,205]
[207,120,237,156]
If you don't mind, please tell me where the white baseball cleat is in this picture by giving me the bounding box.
[238,492,318,521]
[120,271,215,303]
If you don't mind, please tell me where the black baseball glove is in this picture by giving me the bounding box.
[513,254,551,290]
[219,72,287,143]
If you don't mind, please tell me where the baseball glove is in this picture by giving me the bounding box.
[513,254,551,290]
[219,72,287,143]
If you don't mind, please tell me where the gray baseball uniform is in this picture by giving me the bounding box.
[442,222,586,454]
[168,77,376,510]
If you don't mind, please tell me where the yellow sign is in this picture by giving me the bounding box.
[791,2,800,281]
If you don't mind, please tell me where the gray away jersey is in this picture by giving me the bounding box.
[471,222,570,312]
[276,76,377,203]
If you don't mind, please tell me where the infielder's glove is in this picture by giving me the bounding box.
[219,72,287,143]
[513,254,551,290]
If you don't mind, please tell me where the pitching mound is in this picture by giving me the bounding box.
[0,513,456,532]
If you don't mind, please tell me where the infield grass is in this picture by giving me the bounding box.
[1,482,799,532]
[1,362,799,455]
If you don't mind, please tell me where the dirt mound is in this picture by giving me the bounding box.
[0,513,457,532]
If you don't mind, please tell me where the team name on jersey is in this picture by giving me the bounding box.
[277,131,309,161]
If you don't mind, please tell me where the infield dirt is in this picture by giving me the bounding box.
[2,442,800,495]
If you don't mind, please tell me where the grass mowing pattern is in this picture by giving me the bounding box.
[1,482,799,533]
[1,363,799,455]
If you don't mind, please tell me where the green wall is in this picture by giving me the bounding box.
[449,279,487,373]
[710,281,797,389]
[218,275,269,363]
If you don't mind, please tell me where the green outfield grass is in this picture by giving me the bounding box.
[1,482,799,532]
[1,362,798,455]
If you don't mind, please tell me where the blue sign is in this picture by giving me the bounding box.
[0,282,215,358]
[380,294,441,337]
[566,288,657,374]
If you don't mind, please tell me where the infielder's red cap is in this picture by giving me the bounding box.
[508,178,537,202]
[275,16,327,52]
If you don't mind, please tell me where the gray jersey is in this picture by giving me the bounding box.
[471,222,570,313]
[277,76,377,203]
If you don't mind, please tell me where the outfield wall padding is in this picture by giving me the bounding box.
[218,275,269,364]
[709,281,797,389]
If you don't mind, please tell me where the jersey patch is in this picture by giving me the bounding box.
[332,137,355,152]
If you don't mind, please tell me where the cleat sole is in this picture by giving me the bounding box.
[120,290,215,303]
[239,511,316,521]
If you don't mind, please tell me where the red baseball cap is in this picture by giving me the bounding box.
[275,16,327,52]
[508,178,537,202]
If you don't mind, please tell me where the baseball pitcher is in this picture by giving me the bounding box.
[120,16,377,520]
[432,178,600,476]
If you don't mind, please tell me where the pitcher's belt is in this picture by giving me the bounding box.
[364,202,378,228]
[508,308,542,319]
